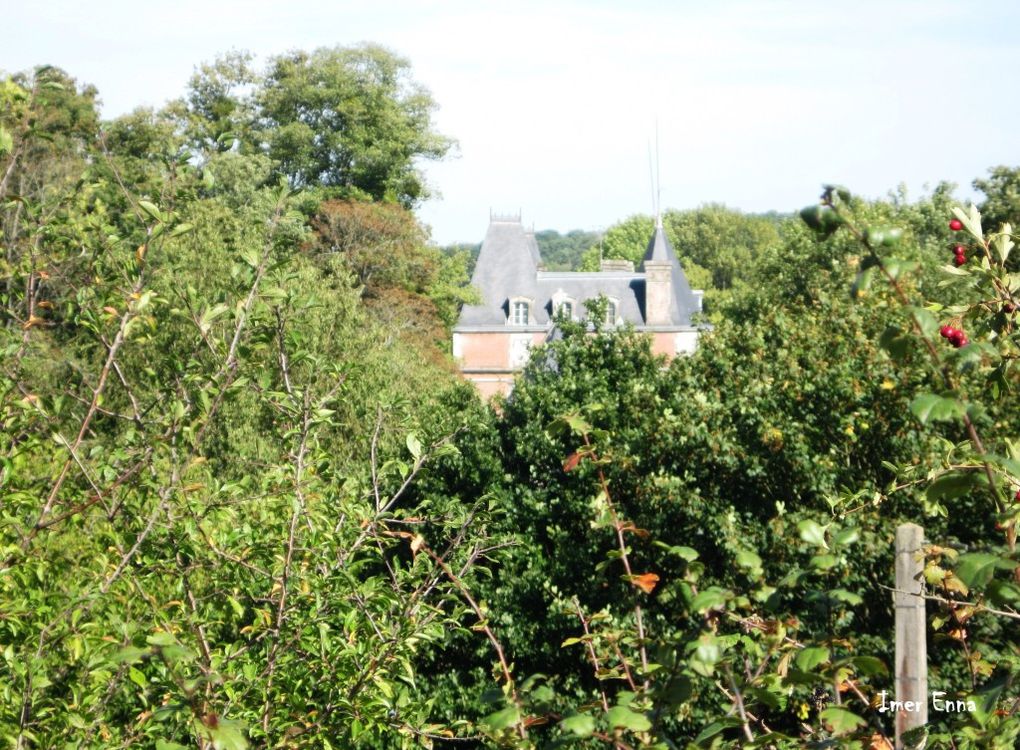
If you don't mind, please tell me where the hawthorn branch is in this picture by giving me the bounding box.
[582,433,651,684]
[825,196,1010,533]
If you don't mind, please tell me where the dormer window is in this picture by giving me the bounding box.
[509,298,531,326]
[605,299,618,326]
[550,289,576,321]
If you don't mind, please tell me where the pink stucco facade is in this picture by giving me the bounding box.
[454,328,698,398]
[453,216,703,399]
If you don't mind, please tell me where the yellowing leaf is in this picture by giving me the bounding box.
[629,572,660,594]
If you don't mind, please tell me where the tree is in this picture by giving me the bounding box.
[974,166,1020,271]
[255,44,453,204]
[176,50,257,156]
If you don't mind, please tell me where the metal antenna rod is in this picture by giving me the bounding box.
[655,118,662,228]
[647,140,657,224]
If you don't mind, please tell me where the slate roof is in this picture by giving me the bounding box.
[455,216,701,329]
[642,221,702,326]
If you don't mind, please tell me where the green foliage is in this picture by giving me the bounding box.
[534,229,601,271]
[422,186,1020,748]
[4,49,1020,750]
[255,44,453,204]
[0,56,483,750]
[974,165,1020,239]
[578,206,785,314]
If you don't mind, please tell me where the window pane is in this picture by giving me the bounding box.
[512,301,529,325]
[606,302,616,324]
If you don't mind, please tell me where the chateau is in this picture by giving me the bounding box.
[453,213,704,397]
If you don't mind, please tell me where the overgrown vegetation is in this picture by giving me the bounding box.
[2,51,1019,750]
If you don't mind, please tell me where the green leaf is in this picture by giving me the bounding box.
[146,632,177,648]
[113,646,147,664]
[690,586,730,613]
[735,548,762,573]
[205,718,248,750]
[606,705,651,732]
[798,519,829,549]
[654,542,699,561]
[800,205,823,230]
[864,226,904,248]
[406,433,422,460]
[904,306,938,337]
[156,742,188,750]
[909,393,966,424]
[819,706,865,734]
[829,588,863,605]
[952,204,983,242]
[481,705,520,732]
[901,725,928,749]
[138,200,163,223]
[881,257,919,279]
[832,527,859,546]
[926,472,982,502]
[559,713,595,737]
[969,676,1007,727]
[851,265,878,297]
[993,223,1013,263]
[0,127,12,156]
[848,655,888,676]
[955,552,1013,589]
[810,554,838,570]
[690,635,721,677]
[128,667,147,688]
[168,222,194,239]
[988,580,1020,606]
[693,719,741,745]
[795,646,830,671]
[878,326,911,362]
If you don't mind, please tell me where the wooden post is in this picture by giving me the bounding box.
[894,523,927,748]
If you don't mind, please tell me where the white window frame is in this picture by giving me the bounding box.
[605,297,619,326]
[550,289,576,321]
[508,297,532,326]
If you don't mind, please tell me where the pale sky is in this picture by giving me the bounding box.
[6,1,1019,244]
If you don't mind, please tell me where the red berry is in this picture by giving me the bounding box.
[1014,489,1020,503]
[953,255,966,266]
[953,244,966,254]
[948,329,966,347]
[949,219,964,231]
[1004,302,1017,314]
[940,325,954,338]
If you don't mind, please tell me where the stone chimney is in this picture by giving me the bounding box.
[644,260,672,325]
[600,258,634,272]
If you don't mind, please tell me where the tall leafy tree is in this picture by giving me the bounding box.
[255,44,453,204]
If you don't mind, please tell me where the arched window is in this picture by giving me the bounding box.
[605,299,618,325]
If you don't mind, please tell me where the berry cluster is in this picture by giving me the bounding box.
[952,244,967,266]
[939,324,968,348]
